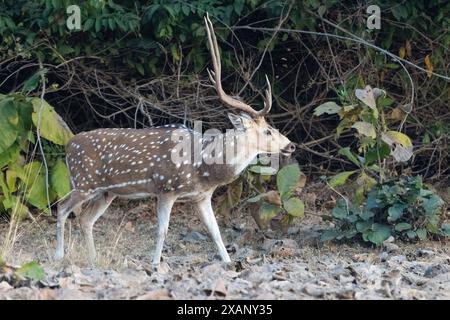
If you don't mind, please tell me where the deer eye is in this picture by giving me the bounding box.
[265,129,272,136]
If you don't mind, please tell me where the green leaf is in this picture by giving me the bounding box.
[406,230,416,239]
[51,159,71,199]
[359,210,374,221]
[331,205,348,219]
[248,165,277,175]
[15,261,45,282]
[276,164,301,200]
[313,101,341,116]
[395,223,412,231]
[246,193,265,203]
[83,18,94,31]
[259,202,281,222]
[423,194,444,216]
[283,198,304,217]
[320,229,340,242]
[22,69,47,93]
[21,161,52,212]
[31,98,74,145]
[0,97,19,153]
[234,0,244,15]
[328,171,356,188]
[367,224,391,245]
[387,203,406,222]
[338,147,360,167]
[356,220,372,232]
[352,122,376,139]
[416,228,427,241]
[364,143,391,164]
[441,224,450,236]
[8,196,30,220]
[95,17,102,32]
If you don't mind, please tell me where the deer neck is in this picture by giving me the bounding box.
[226,129,259,176]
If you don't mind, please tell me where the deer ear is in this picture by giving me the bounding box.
[228,113,252,130]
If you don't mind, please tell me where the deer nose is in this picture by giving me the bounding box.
[287,143,296,152]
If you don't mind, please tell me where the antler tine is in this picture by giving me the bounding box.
[204,13,262,117]
[258,74,272,116]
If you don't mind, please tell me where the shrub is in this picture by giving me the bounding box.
[0,90,72,218]
[246,163,305,231]
[321,176,449,245]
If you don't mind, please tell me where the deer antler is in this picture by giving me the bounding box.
[204,13,272,118]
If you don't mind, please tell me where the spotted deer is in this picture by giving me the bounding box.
[55,14,296,265]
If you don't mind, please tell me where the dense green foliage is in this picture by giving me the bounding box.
[321,176,449,245]
[0,91,72,218]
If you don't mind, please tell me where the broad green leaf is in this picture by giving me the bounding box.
[6,169,18,192]
[8,196,30,220]
[367,224,391,245]
[0,97,19,153]
[51,159,71,199]
[259,202,281,222]
[15,261,45,282]
[31,98,74,145]
[283,197,304,217]
[423,194,444,216]
[313,101,341,116]
[328,170,356,188]
[387,203,406,222]
[395,223,412,231]
[338,147,360,166]
[359,210,374,221]
[331,205,348,219]
[0,144,20,169]
[352,121,376,139]
[21,161,53,212]
[416,228,427,241]
[406,230,416,239]
[364,143,391,164]
[248,165,277,175]
[356,220,372,232]
[276,164,301,200]
[320,229,340,242]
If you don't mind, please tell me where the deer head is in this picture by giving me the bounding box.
[204,13,295,158]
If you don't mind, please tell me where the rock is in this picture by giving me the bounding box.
[417,249,435,258]
[424,264,450,278]
[0,281,12,291]
[136,288,172,300]
[303,284,324,298]
[384,243,399,253]
[379,252,389,262]
[56,288,94,300]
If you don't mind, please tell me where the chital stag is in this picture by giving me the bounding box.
[55,14,295,265]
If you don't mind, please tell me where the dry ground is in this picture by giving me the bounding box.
[0,185,449,300]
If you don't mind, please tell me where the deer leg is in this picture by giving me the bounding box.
[196,195,231,263]
[55,190,93,260]
[80,192,116,264]
[152,195,176,266]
